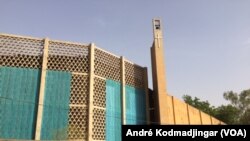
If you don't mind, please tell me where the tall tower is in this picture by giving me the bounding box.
[151,19,169,124]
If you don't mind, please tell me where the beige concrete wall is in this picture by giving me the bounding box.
[211,117,221,125]
[172,97,189,124]
[200,111,212,125]
[158,94,224,125]
[163,95,175,124]
[188,105,202,124]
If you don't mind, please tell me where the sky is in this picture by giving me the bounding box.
[1,0,250,106]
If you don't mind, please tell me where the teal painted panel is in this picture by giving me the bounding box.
[0,67,40,139]
[41,70,71,140]
[105,80,121,141]
[126,85,146,124]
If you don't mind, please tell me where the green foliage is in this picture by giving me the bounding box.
[240,109,250,124]
[183,89,250,124]
[223,89,250,124]
[214,105,239,124]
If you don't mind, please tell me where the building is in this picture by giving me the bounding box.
[0,19,223,141]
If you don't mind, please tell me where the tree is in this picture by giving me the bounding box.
[240,109,250,124]
[224,89,250,124]
[214,105,239,124]
[183,89,250,124]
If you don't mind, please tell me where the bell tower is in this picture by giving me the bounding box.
[151,19,169,124]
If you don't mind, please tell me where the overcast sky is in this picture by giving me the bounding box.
[1,0,250,106]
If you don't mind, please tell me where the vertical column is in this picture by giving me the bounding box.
[172,96,176,124]
[199,110,203,125]
[210,116,213,125]
[88,43,95,141]
[35,38,49,140]
[120,56,126,125]
[186,105,191,125]
[143,67,150,124]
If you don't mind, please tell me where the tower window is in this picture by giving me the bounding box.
[155,20,161,30]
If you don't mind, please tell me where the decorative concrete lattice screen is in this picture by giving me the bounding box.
[0,34,149,141]
[0,35,43,68]
[125,61,145,89]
